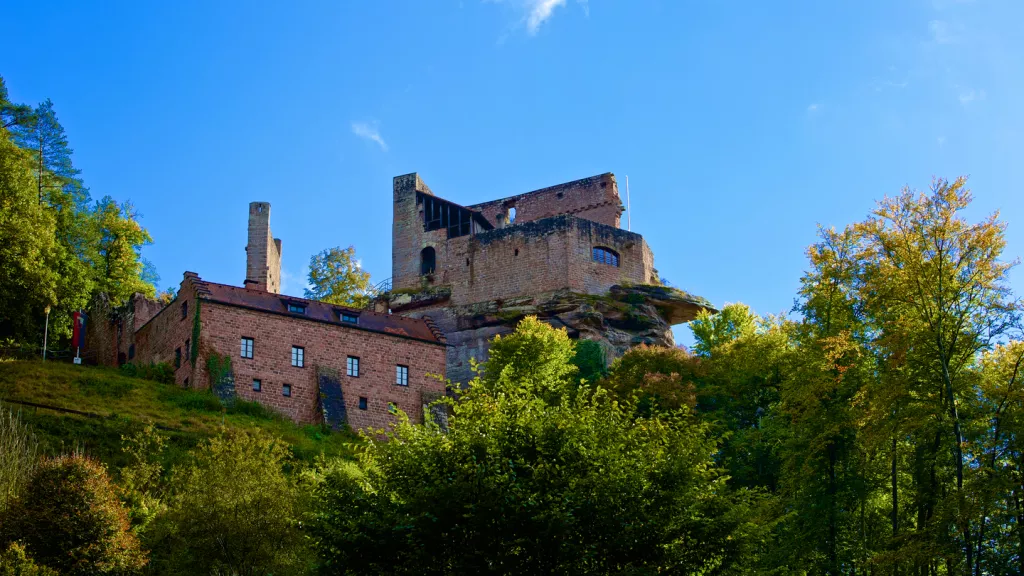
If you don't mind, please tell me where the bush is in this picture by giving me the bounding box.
[0,403,36,513]
[0,454,147,575]
[156,430,305,575]
[571,338,607,383]
[119,362,174,385]
[0,542,57,576]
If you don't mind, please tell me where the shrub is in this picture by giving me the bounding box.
[119,362,174,385]
[0,454,147,575]
[159,430,305,575]
[0,542,57,576]
[0,403,36,513]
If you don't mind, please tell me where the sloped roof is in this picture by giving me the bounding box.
[191,278,445,345]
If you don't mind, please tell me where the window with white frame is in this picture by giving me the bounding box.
[240,337,254,359]
[396,365,409,386]
[347,356,360,377]
[291,346,304,368]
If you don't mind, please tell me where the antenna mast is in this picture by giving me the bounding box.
[625,175,631,231]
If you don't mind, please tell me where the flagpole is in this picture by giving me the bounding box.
[43,305,50,361]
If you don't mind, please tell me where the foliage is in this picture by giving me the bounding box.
[606,344,699,415]
[0,404,37,513]
[118,423,168,533]
[0,75,155,347]
[155,286,176,305]
[571,338,607,383]
[118,362,174,385]
[156,430,306,576]
[306,317,767,574]
[0,454,147,575]
[690,302,758,357]
[205,349,232,386]
[0,542,58,576]
[304,245,371,307]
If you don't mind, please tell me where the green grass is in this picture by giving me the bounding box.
[0,360,361,471]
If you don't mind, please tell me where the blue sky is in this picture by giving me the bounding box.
[3,0,1022,346]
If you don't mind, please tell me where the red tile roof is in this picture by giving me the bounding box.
[189,277,444,345]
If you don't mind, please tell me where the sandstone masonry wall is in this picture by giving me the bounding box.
[467,173,623,228]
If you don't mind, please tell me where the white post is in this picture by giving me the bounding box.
[42,305,50,361]
[625,175,631,231]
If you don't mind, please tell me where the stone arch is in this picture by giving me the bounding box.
[420,246,436,275]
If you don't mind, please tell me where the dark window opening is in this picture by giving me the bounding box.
[556,191,564,199]
[240,337,254,359]
[117,352,126,366]
[282,384,291,397]
[592,247,620,267]
[253,379,262,392]
[341,312,358,324]
[184,339,190,358]
[514,248,519,257]
[174,348,182,369]
[396,365,409,386]
[420,247,436,276]
[181,300,188,320]
[128,344,135,360]
[422,194,473,238]
[347,356,360,377]
[183,377,189,387]
[287,303,306,314]
[291,346,304,368]
[358,397,368,410]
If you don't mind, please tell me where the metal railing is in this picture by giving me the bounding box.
[362,277,392,308]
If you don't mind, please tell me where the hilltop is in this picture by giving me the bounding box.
[0,360,359,470]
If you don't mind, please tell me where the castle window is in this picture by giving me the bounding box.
[287,302,306,314]
[396,365,409,386]
[128,344,135,360]
[347,356,360,377]
[358,397,368,410]
[174,347,182,369]
[340,312,358,324]
[282,384,292,397]
[420,247,436,276]
[291,346,304,368]
[592,247,620,267]
[181,300,188,320]
[184,338,190,359]
[253,379,262,392]
[240,337,254,359]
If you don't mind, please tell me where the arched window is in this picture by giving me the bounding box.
[421,246,436,275]
[592,246,620,267]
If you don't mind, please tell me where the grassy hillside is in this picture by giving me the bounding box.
[0,360,360,471]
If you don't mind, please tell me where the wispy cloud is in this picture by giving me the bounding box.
[937,135,946,146]
[806,103,821,114]
[351,121,388,151]
[489,0,585,36]
[280,269,310,297]
[928,20,958,44]
[958,88,985,105]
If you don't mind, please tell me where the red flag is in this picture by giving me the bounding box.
[72,311,86,348]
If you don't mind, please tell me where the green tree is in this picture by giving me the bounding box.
[0,454,147,576]
[92,196,156,305]
[159,430,305,576]
[307,317,767,575]
[571,338,607,384]
[690,303,758,357]
[304,245,371,307]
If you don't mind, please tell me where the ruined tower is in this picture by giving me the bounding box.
[244,201,282,293]
[385,172,714,385]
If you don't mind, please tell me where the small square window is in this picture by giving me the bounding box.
[347,356,360,377]
[291,346,304,368]
[388,402,398,414]
[341,312,358,324]
[396,365,409,386]
[287,303,306,314]
[282,384,292,397]
[240,337,254,359]
[174,347,181,368]
[181,300,188,320]
[358,397,367,410]
[253,379,262,392]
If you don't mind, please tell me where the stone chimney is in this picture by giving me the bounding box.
[244,202,281,293]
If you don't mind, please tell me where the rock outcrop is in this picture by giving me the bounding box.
[382,284,713,385]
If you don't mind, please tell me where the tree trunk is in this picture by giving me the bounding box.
[892,433,899,576]
[940,361,971,574]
